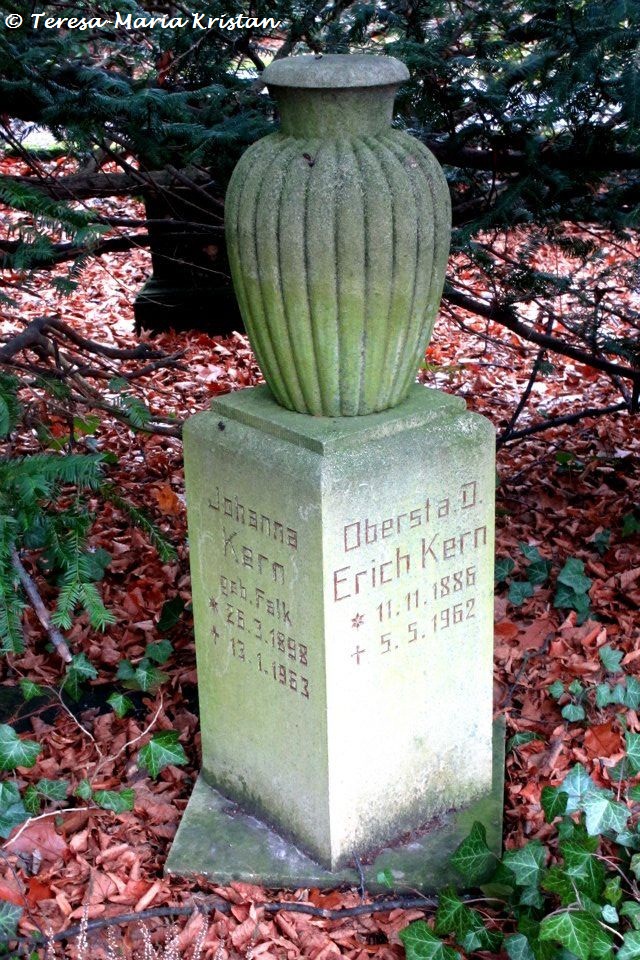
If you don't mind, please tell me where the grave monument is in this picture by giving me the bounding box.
[167,54,502,891]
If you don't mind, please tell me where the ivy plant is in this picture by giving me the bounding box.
[401,749,640,960]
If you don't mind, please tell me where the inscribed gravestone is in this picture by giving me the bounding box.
[168,385,495,875]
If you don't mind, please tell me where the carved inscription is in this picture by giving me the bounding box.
[334,480,489,665]
[209,486,298,549]
[206,493,311,701]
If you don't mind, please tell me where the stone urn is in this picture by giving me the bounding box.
[225,54,451,416]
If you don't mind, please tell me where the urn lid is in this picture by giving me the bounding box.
[261,53,409,90]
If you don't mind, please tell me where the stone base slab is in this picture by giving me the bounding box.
[165,718,504,893]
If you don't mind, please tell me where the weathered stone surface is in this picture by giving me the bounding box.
[178,385,495,872]
[261,53,409,89]
[225,55,451,416]
[165,719,504,892]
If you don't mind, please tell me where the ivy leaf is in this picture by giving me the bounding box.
[507,731,545,752]
[157,596,185,632]
[495,556,515,583]
[624,678,640,710]
[526,560,551,585]
[539,911,611,960]
[508,581,534,606]
[399,921,461,960]
[621,512,640,538]
[35,779,68,801]
[503,841,546,888]
[134,663,168,692]
[62,653,98,701]
[0,724,41,771]
[138,731,187,778]
[519,545,551,585]
[22,785,40,815]
[599,644,623,674]
[19,679,44,702]
[557,558,592,594]
[604,876,623,906]
[461,925,502,953]
[146,639,173,664]
[601,905,618,924]
[562,703,586,722]
[0,782,20,811]
[619,932,640,960]
[620,903,640,930]
[562,840,607,900]
[548,680,565,700]
[590,529,611,556]
[435,887,501,951]
[0,901,22,938]
[519,885,545,909]
[613,830,640,851]
[93,789,135,813]
[541,787,568,823]
[75,779,93,801]
[505,933,536,960]
[626,733,640,774]
[82,547,111,581]
[0,782,27,838]
[449,822,497,884]
[520,543,544,563]
[596,684,615,708]
[542,866,575,905]
[107,692,134,719]
[435,888,473,939]
[116,660,136,682]
[560,764,600,813]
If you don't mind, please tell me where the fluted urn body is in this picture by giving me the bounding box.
[225,54,451,416]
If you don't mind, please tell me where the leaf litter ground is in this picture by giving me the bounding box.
[0,184,639,958]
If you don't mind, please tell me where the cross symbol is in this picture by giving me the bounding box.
[211,626,220,643]
[351,645,366,665]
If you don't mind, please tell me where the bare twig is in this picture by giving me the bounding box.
[109,696,164,763]
[9,546,72,664]
[499,402,628,444]
[498,314,554,446]
[3,807,88,850]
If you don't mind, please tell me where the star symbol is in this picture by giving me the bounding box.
[209,597,219,613]
[351,612,365,629]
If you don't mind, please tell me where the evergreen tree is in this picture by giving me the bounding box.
[0,0,638,423]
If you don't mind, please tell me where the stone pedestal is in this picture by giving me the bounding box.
[167,385,500,885]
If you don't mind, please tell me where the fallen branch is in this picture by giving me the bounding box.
[0,227,225,270]
[4,894,440,947]
[9,546,72,664]
[45,319,165,362]
[0,166,214,200]
[444,283,640,388]
[0,316,51,361]
[498,401,628,444]
[0,317,184,436]
[427,142,640,174]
